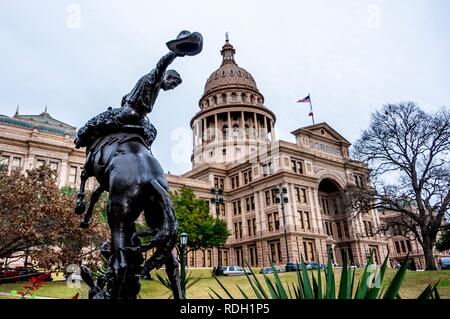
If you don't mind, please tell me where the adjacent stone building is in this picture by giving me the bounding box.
[0,107,93,190]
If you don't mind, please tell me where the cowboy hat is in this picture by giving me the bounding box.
[166,30,203,56]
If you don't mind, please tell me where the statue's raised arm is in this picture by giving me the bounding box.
[123,30,203,115]
[75,30,202,149]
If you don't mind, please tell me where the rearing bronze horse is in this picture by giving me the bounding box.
[80,131,181,299]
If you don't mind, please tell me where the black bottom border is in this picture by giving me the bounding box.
[1,299,449,318]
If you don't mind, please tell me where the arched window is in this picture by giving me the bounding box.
[250,95,255,104]
[222,94,227,104]
[231,93,237,103]
[213,95,218,105]
[241,93,247,103]
[245,124,250,138]
[222,125,228,138]
[233,124,239,137]
[205,99,210,108]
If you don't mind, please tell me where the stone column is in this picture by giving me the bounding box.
[310,187,324,234]
[289,183,299,231]
[59,159,69,188]
[264,116,268,140]
[270,119,275,142]
[227,112,231,142]
[254,191,261,235]
[214,113,218,142]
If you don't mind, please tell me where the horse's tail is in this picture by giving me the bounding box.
[140,180,178,274]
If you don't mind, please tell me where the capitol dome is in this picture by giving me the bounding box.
[191,37,276,167]
[203,41,259,96]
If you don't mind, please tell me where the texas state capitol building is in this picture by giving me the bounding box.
[0,39,389,269]
[168,39,389,269]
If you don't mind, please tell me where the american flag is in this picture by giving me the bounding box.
[297,94,311,103]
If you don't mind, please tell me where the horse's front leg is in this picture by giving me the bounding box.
[80,185,105,228]
[75,168,89,215]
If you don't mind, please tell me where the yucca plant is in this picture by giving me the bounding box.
[155,271,202,299]
[211,251,440,299]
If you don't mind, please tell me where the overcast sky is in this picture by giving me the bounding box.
[1,0,449,175]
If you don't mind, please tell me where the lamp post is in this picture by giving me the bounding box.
[180,232,188,298]
[272,186,291,271]
[210,187,224,269]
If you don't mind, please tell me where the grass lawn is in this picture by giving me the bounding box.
[0,268,449,299]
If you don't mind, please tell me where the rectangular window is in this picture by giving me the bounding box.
[291,158,304,174]
[406,240,412,252]
[36,159,46,168]
[364,221,370,237]
[271,188,277,203]
[326,221,332,236]
[274,212,280,230]
[224,251,228,266]
[332,198,339,214]
[247,219,252,237]
[400,241,406,253]
[189,251,195,267]
[246,197,251,212]
[243,170,252,185]
[261,161,273,177]
[234,223,238,239]
[249,245,258,266]
[270,242,277,262]
[50,161,59,171]
[320,197,330,214]
[343,220,349,238]
[244,196,255,212]
[394,241,401,254]
[214,176,225,190]
[220,203,225,216]
[231,174,240,189]
[0,156,10,171]
[269,241,283,263]
[303,240,316,261]
[69,166,77,184]
[12,157,22,170]
[235,248,243,266]
[354,174,364,188]
[276,242,282,262]
[336,222,342,239]
[252,218,256,237]
[303,211,311,230]
[299,211,305,229]
[239,222,242,239]
[267,213,274,231]
[265,190,271,206]
[207,250,212,267]
[300,188,307,204]
[232,200,241,215]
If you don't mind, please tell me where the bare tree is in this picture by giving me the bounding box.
[350,102,450,270]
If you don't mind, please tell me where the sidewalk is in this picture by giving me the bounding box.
[0,291,58,299]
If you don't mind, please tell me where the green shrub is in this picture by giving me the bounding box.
[211,251,440,299]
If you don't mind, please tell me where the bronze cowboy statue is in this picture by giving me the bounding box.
[74,30,203,299]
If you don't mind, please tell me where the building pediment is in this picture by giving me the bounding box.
[291,122,351,145]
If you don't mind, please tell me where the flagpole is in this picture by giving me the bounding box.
[309,92,315,125]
